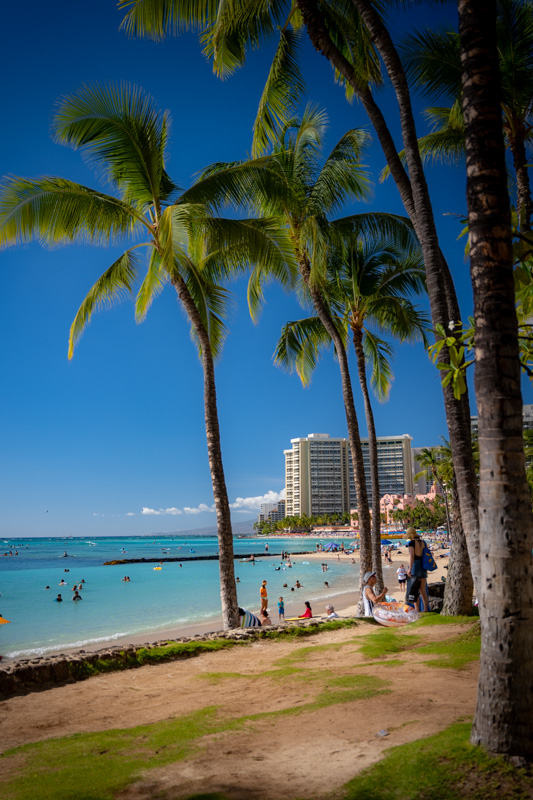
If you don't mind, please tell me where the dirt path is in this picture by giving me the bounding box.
[1,621,478,799]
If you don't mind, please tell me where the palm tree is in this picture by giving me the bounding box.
[254,107,375,609]
[118,0,482,601]
[459,0,533,760]
[201,106,381,607]
[276,225,429,591]
[399,0,533,232]
[413,448,452,535]
[0,83,294,630]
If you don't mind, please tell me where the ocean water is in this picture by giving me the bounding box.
[0,536,360,658]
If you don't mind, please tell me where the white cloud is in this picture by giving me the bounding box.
[140,490,284,517]
[125,512,135,517]
[229,489,285,511]
[183,503,216,515]
[142,507,183,516]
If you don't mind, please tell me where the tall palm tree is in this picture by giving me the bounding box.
[254,107,376,609]
[459,0,533,760]
[276,226,429,590]
[118,0,482,602]
[398,0,533,232]
[0,83,294,630]
[201,106,382,606]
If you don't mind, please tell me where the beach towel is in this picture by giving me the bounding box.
[240,610,261,628]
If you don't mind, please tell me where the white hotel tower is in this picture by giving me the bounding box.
[284,432,414,517]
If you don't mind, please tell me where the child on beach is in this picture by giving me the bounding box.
[278,596,285,622]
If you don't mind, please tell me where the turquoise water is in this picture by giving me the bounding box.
[0,536,360,658]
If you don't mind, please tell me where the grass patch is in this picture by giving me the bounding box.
[417,624,481,670]
[0,707,241,800]
[260,618,357,640]
[353,659,404,668]
[412,613,479,628]
[274,640,348,667]
[357,630,423,660]
[247,674,391,720]
[342,721,533,800]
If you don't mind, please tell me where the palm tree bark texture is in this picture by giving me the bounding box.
[295,0,481,596]
[459,0,533,760]
[442,477,474,616]
[173,276,240,629]
[351,324,384,591]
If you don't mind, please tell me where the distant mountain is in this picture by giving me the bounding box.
[156,518,257,538]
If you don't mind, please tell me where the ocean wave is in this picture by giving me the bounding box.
[5,631,135,659]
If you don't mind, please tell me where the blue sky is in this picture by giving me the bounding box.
[2,1,530,538]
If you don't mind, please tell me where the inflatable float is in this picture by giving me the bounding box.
[372,601,419,627]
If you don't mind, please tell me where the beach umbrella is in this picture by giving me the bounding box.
[0,615,10,625]
[381,539,393,545]
[323,542,339,551]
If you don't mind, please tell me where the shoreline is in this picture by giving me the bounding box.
[1,546,449,663]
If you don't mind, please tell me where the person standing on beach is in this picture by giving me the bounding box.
[260,580,268,611]
[406,527,429,611]
[278,596,285,622]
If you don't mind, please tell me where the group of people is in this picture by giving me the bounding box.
[46,578,85,602]
[238,577,343,629]
[54,590,82,602]
[363,527,430,615]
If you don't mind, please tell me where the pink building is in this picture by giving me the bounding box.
[379,483,442,526]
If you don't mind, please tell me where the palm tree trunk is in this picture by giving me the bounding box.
[508,126,532,233]
[459,0,533,761]
[352,325,384,592]
[295,0,481,598]
[442,478,474,615]
[298,258,372,613]
[172,277,240,630]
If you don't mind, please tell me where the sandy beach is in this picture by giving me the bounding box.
[52,544,449,657]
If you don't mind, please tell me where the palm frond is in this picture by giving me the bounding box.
[183,156,293,215]
[362,330,395,402]
[308,128,372,215]
[68,247,145,358]
[0,176,140,248]
[252,27,306,157]
[51,82,178,204]
[318,0,383,97]
[119,0,217,39]
[274,316,332,386]
[201,0,289,76]
[398,27,461,103]
[135,246,168,321]
[330,212,416,248]
[181,260,233,360]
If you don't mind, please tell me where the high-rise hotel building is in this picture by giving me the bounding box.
[284,432,414,517]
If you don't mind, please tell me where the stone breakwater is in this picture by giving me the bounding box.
[103,550,312,565]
